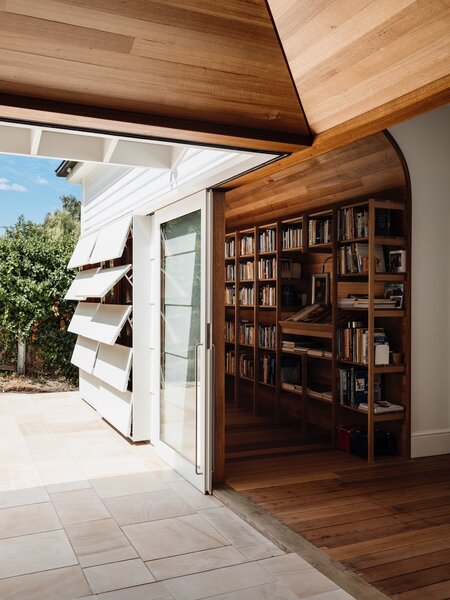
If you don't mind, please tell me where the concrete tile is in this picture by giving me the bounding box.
[51,488,110,525]
[203,581,299,599]
[260,554,338,599]
[84,558,154,594]
[96,582,170,600]
[301,591,355,600]
[46,479,91,494]
[65,518,138,567]
[0,485,49,509]
[238,541,285,561]
[0,501,61,539]
[199,506,270,547]
[122,514,229,561]
[103,489,193,525]
[76,456,150,479]
[147,546,247,580]
[0,530,77,579]
[90,472,167,499]
[0,565,91,600]
[165,562,275,600]
[168,481,222,510]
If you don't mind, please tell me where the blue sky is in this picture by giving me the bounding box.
[0,154,81,230]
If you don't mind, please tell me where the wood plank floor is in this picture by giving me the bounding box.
[225,451,450,599]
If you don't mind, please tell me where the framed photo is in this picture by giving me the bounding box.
[312,273,330,305]
[389,250,406,273]
[384,283,404,309]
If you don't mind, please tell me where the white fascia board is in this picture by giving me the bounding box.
[93,343,133,392]
[68,302,131,345]
[67,231,98,269]
[64,268,100,300]
[98,382,132,437]
[71,336,99,374]
[89,215,132,264]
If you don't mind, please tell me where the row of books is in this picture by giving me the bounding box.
[259,284,276,307]
[239,260,254,280]
[239,353,254,379]
[239,286,254,306]
[282,224,302,250]
[338,243,386,274]
[225,320,235,342]
[240,234,254,256]
[225,351,235,374]
[338,207,369,241]
[225,264,235,281]
[258,258,277,279]
[239,322,254,346]
[337,324,389,365]
[309,217,332,245]
[225,238,235,258]
[280,259,301,279]
[225,286,236,305]
[259,228,276,253]
[339,367,381,407]
[259,324,276,349]
[260,353,276,385]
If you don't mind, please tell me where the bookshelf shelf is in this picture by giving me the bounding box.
[225,197,409,462]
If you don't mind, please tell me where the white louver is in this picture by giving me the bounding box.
[64,264,131,300]
[71,336,98,374]
[67,232,98,270]
[89,215,132,265]
[93,343,133,393]
[68,303,131,345]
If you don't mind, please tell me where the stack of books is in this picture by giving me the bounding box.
[337,324,389,365]
[239,322,254,346]
[259,229,276,252]
[308,384,332,402]
[225,351,235,374]
[358,400,404,414]
[338,296,397,310]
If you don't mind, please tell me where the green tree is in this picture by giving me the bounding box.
[0,197,80,381]
[44,194,81,240]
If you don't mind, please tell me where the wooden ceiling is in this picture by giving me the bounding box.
[0,0,309,152]
[267,0,450,134]
[0,0,448,154]
[225,132,408,229]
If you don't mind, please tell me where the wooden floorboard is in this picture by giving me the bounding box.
[225,451,450,599]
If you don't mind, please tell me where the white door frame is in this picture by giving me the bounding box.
[151,189,213,493]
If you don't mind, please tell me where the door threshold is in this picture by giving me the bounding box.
[213,484,390,600]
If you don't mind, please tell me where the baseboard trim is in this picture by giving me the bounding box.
[411,429,450,457]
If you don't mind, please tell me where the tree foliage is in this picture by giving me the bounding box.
[0,196,81,381]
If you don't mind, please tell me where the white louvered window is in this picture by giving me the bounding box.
[98,382,133,437]
[71,336,98,374]
[68,303,131,345]
[89,215,132,265]
[67,231,98,269]
[93,343,133,392]
[64,264,131,300]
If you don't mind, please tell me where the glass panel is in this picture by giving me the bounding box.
[160,210,201,464]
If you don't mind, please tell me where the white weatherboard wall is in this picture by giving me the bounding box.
[390,104,450,457]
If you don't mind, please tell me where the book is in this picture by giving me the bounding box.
[358,401,404,414]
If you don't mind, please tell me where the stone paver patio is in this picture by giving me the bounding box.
[0,391,354,600]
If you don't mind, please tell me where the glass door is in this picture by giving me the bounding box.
[152,190,213,493]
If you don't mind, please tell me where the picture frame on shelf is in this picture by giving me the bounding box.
[312,273,330,305]
[384,283,404,308]
[389,250,406,273]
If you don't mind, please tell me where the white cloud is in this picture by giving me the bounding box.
[0,177,27,192]
[34,176,48,185]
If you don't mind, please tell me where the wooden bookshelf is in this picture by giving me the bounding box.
[225,198,410,462]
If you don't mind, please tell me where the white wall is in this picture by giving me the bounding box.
[389,105,450,457]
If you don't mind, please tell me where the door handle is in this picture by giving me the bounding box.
[194,342,203,475]
[211,343,216,473]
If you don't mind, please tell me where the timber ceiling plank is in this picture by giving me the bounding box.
[267,0,450,134]
[225,132,407,228]
[0,0,311,151]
